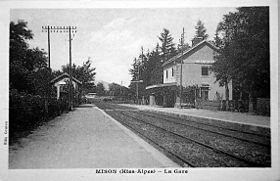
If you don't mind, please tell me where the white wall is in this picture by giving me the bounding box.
[163,64,176,83]
[164,44,232,100]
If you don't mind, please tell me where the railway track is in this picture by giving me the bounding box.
[94,102,271,167]
[138,111,270,147]
[119,111,270,166]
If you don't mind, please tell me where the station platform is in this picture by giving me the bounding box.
[9,104,178,168]
[121,104,270,128]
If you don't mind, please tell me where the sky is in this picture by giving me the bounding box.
[11,8,237,87]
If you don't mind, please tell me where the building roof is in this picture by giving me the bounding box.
[146,82,177,90]
[50,72,82,85]
[162,40,219,67]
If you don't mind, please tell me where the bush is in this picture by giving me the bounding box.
[9,89,68,142]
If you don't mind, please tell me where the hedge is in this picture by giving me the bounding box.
[9,89,68,141]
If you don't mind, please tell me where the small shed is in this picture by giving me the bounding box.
[50,72,82,100]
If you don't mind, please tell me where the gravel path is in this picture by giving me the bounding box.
[9,104,177,168]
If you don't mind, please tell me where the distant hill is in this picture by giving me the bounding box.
[95,80,110,90]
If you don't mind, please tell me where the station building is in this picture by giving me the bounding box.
[146,40,232,108]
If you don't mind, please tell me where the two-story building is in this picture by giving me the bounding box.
[146,40,232,108]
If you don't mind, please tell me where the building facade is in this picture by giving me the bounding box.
[146,40,232,108]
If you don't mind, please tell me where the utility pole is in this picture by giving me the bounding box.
[136,52,141,104]
[131,48,144,104]
[135,48,142,105]
[68,26,73,110]
[42,26,51,69]
[179,28,185,108]
[42,26,77,110]
[42,26,51,116]
[134,57,139,104]
[140,47,144,105]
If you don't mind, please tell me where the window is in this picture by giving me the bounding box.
[166,70,168,78]
[201,87,209,100]
[171,67,174,77]
[201,66,209,76]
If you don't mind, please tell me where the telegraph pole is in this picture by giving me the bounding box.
[131,47,144,104]
[42,26,77,110]
[136,59,139,104]
[42,26,51,68]
[42,26,51,116]
[138,47,144,104]
[47,26,51,69]
[68,26,73,110]
[179,28,185,108]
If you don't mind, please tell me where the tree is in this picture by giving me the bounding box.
[10,20,34,92]
[108,83,132,100]
[25,48,52,96]
[158,28,177,61]
[128,48,147,101]
[10,21,33,55]
[210,27,232,110]
[9,20,56,116]
[211,51,231,110]
[25,47,48,72]
[177,41,190,52]
[212,7,269,111]
[139,47,150,88]
[28,68,54,97]
[194,20,208,39]
[10,20,52,96]
[108,83,121,96]
[129,57,138,81]
[148,43,163,85]
[213,30,223,48]
[192,20,208,46]
[61,58,96,94]
[96,82,105,96]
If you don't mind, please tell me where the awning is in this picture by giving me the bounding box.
[146,82,177,95]
[146,82,177,90]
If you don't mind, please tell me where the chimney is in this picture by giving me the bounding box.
[192,36,204,47]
